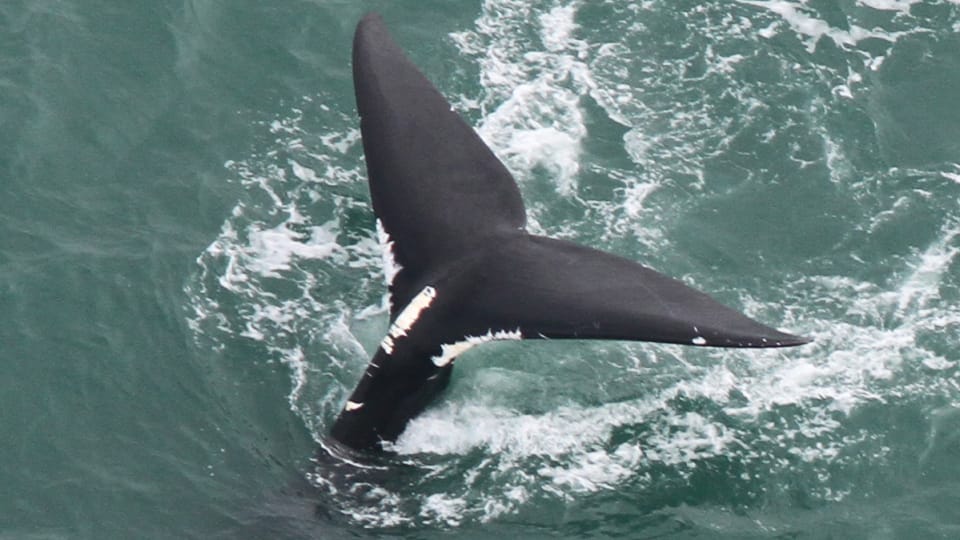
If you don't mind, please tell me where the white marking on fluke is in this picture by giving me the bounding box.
[345,400,364,411]
[380,285,437,354]
[692,336,707,346]
[381,335,395,355]
[432,328,523,367]
[376,218,402,290]
[390,286,436,336]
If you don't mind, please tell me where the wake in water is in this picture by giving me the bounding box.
[186,0,960,529]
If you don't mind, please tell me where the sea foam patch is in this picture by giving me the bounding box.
[185,98,378,429]
[455,1,590,202]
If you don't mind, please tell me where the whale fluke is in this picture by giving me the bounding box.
[330,13,810,451]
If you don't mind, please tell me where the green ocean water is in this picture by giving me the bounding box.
[2,0,960,537]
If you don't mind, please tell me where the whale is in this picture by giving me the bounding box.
[329,13,811,451]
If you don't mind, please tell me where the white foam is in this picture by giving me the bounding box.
[538,444,643,494]
[857,0,921,12]
[739,0,906,53]
[393,387,746,498]
[394,402,623,456]
[343,486,410,528]
[456,0,591,199]
[477,73,587,197]
[243,219,340,279]
[538,4,579,53]
[185,96,379,442]
[894,221,960,315]
[420,494,466,527]
[941,171,960,185]
[289,159,320,183]
[923,357,957,371]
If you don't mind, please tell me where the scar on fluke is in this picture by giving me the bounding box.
[328,13,810,451]
[379,285,436,355]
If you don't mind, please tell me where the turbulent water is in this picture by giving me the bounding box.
[3,0,959,538]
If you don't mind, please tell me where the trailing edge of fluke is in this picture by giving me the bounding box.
[329,13,811,451]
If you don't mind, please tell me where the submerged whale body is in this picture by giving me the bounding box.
[330,13,810,451]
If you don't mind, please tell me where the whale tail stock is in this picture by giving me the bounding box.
[329,13,810,451]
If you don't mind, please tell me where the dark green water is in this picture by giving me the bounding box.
[2,0,959,538]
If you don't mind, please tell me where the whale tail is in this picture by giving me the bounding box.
[330,13,809,451]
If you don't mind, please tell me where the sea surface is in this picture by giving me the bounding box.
[2,0,960,538]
